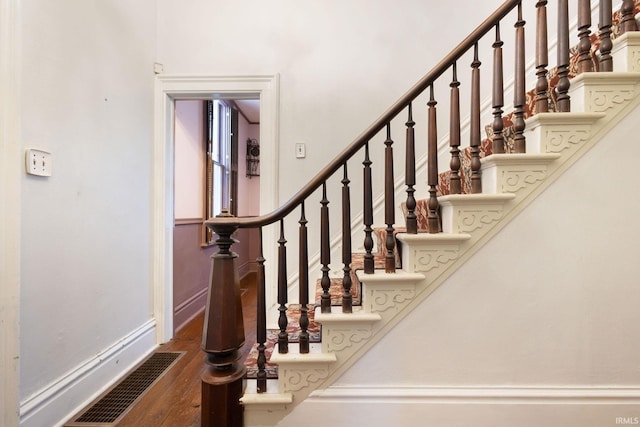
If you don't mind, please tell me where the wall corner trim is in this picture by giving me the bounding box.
[0,0,22,425]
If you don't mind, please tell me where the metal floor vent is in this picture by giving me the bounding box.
[65,351,184,426]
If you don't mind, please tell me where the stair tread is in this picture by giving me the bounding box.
[396,232,471,243]
[570,70,640,82]
[355,269,426,283]
[314,306,382,322]
[526,111,607,123]
[438,193,516,204]
[270,343,336,363]
[481,152,561,163]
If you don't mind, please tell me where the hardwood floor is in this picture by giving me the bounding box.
[116,274,257,427]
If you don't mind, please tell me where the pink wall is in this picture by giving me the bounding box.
[235,104,261,276]
[173,223,216,331]
[174,100,205,219]
[237,118,261,217]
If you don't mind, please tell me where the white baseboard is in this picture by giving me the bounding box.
[19,319,157,427]
[275,386,640,427]
[311,385,640,402]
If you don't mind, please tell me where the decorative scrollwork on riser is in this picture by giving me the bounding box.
[281,367,330,393]
[631,50,640,72]
[456,208,503,233]
[367,287,416,314]
[587,88,634,113]
[413,247,460,273]
[325,327,373,352]
[499,169,547,193]
[544,128,589,153]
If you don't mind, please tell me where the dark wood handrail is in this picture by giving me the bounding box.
[205,0,521,231]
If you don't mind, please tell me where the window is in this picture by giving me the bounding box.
[204,99,238,244]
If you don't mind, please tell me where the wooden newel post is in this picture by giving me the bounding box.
[201,209,245,427]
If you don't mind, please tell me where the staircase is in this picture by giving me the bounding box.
[245,69,640,427]
[200,2,640,426]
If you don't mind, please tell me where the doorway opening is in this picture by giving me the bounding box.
[153,75,279,343]
[172,97,261,333]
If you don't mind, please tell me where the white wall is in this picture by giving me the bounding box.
[156,0,513,308]
[19,0,157,425]
[156,0,505,207]
[279,101,640,426]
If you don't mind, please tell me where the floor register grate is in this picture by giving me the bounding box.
[65,351,184,426]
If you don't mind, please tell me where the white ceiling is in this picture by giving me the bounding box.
[234,99,260,124]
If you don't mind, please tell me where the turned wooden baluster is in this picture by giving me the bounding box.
[256,228,267,392]
[427,84,440,233]
[470,43,482,194]
[599,0,613,72]
[513,1,526,153]
[201,211,245,427]
[363,143,375,274]
[492,23,506,154]
[341,164,353,312]
[577,0,595,73]
[405,103,417,234]
[298,203,310,353]
[620,0,639,34]
[320,182,332,312]
[556,0,571,112]
[535,0,549,114]
[384,124,396,273]
[449,62,462,194]
[277,219,289,353]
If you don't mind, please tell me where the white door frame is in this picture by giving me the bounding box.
[152,75,280,343]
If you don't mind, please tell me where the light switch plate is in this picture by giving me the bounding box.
[26,149,52,177]
[295,143,306,159]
